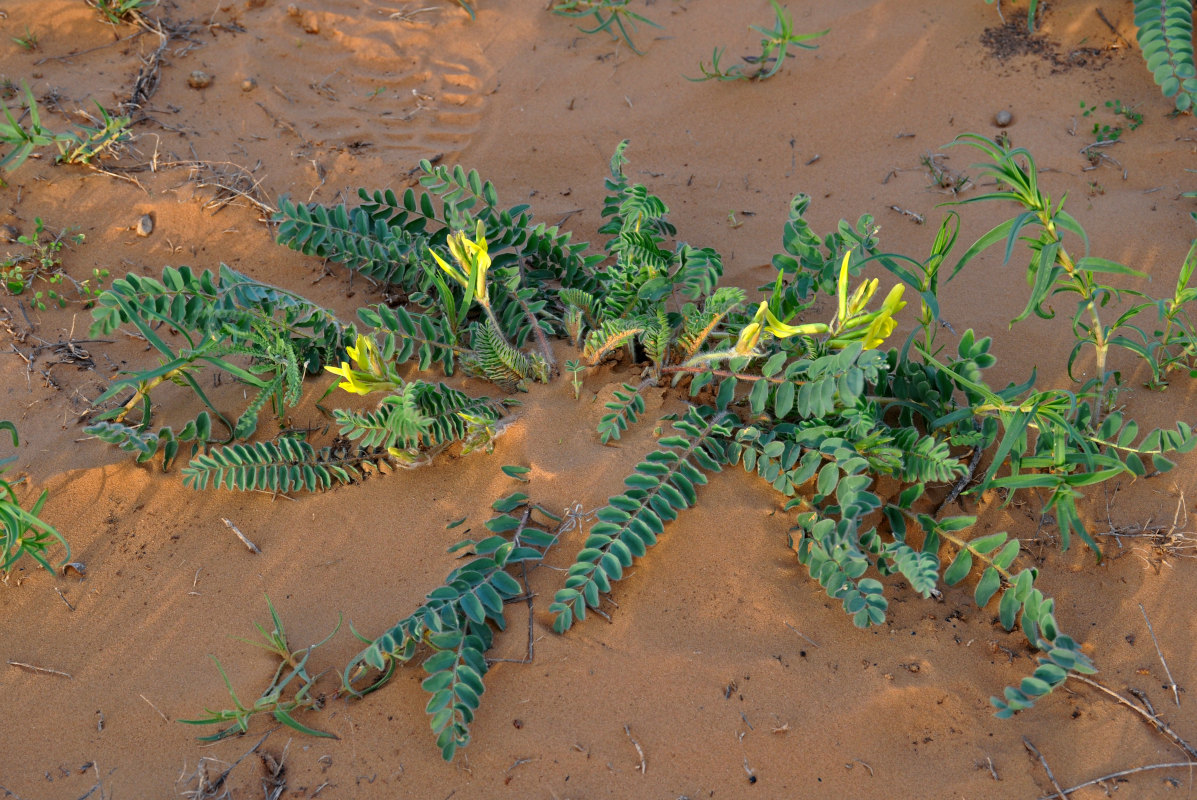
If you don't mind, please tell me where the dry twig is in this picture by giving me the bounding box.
[1139,602,1181,707]
[1068,673,1197,760]
[1023,737,1067,800]
[222,517,261,554]
[624,724,646,774]
[1035,762,1196,800]
[7,660,72,678]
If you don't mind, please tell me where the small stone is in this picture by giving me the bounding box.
[0,224,19,243]
[241,77,258,92]
[994,109,1013,128]
[135,214,154,237]
[301,12,319,33]
[286,3,300,16]
[187,70,212,89]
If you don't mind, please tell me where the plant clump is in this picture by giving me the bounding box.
[82,135,1197,759]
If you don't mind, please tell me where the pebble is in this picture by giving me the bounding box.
[135,214,154,237]
[994,109,1013,128]
[187,70,212,89]
[302,12,319,33]
[241,77,258,92]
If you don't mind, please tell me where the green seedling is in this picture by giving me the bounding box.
[89,0,158,24]
[1,217,87,310]
[690,1,828,82]
[565,359,585,399]
[1,421,69,574]
[180,596,341,741]
[12,28,38,51]
[550,0,661,55]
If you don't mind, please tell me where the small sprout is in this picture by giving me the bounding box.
[565,359,585,400]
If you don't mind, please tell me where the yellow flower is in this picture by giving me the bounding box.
[735,302,827,355]
[324,334,399,395]
[429,220,492,308]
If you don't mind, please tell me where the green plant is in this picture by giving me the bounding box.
[93,137,1197,760]
[689,0,828,81]
[0,82,131,172]
[565,358,585,398]
[340,493,560,760]
[1,217,88,310]
[1,421,69,574]
[985,0,1197,112]
[1080,98,1144,143]
[11,27,38,51]
[550,0,661,55]
[88,0,158,25]
[180,596,340,740]
[949,133,1171,402]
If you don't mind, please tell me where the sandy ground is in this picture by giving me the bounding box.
[1,1,1197,797]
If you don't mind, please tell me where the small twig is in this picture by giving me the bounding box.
[1095,8,1134,49]
[140,693,170,722]
[624,725,646,774]
[1129,687,1157,716]
[222,518,261,554]
[1139,603,1180,707]
[1068,673,1197,760]
[505,756,535,774]
[888,205,925,224]
[1023,737,1067,800]
[982,755,1000,781]
[784,621,821,648]
[8,660,72,678]
[1036,763,1196,800]
[54,587,75,611]
[35,29,146,65]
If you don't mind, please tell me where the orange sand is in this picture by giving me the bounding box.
[2,1,1197,798]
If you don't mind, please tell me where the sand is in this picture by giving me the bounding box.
[1,1,1197,797]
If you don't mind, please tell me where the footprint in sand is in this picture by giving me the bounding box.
[246,0,493,164]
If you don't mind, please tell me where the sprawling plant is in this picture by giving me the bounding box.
[88,135,1197,757]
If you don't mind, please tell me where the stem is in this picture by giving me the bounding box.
[1038,210,1109,416]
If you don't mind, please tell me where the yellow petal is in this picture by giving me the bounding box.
[880,283,907,315]
[429,247,467,288]
[324,362,352,380]
[734,322,762,355]
[862,314,898,350]
[836,252,851,326]
[846,277,878,318]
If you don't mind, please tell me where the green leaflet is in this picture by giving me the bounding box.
[597,382,647,443]
[1133,0,1197,111]
[343,495,558,760]
[181,438,392,492]
[549,406,732,633]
